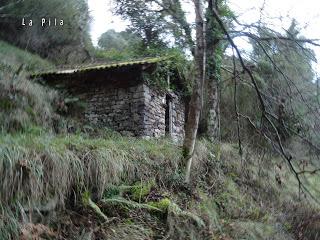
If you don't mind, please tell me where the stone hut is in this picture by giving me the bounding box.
[34,58,186,141]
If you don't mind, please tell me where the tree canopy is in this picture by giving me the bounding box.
[0,0,93,64]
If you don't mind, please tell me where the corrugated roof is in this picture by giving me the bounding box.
[30,57,168,78]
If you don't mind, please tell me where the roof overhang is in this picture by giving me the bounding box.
[30,57,169,79]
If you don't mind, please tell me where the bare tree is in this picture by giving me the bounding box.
[113,0,320,194]
[183,0,205,183]
[213,7,320,200]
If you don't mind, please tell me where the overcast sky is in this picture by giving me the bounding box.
[88,0,320,70]
[88,0,320,42]
[88,0,126,46]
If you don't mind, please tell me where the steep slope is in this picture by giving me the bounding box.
[0,40,53,73]
[0,40,59,133]
[1,131,319,239]
[0,42,320,240]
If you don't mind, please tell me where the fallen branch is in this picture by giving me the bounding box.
[101,197,162,212]
[82,192,110,222]
[168,202,205,227]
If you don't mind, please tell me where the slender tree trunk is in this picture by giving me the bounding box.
[206,71,220,141]
[199,0,220,142]
[200,47,220,142]
[183,0,205,183]
[317,77,320,106]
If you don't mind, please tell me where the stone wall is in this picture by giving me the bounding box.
[143,85,185,141]
[170,92,185,142]
[142,85,166,138]
[81,84,146,136]
[71,82,185,141]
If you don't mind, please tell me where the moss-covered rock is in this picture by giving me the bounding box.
[148,198,171,212]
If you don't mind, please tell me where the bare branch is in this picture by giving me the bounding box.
[229,31,320,47]
[211,7,320,202]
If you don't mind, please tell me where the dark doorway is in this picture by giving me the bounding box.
[165,94,172,136]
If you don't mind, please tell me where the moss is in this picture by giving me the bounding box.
[82,191,109,221]
[81,191,91,206]
[131,181,155,202]
[148,198,171,212]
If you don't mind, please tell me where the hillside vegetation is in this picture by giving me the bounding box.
[0,42,320,240]
[0,40,58,134]
[1,130,320,239]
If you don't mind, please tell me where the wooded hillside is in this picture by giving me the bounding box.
[1,0,320,239]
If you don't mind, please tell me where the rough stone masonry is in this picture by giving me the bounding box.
[84,83,185,141]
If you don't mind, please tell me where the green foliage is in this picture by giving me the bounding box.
[102,196,162,212]
[250,20,316,142]
[0,0,93,64]
[199,197,221,231]
[131,180,155,201]
[114,0,196,52]
[228,220,288,240]
[142,49,191,94]
[166,201,208,239]
[148,198,171,211]
[114,0,169,47]
[218,3,235,19]
[94,48,137,62]
[284,203,320,240]
[99,222,153,240]
[98,30,142,51]
[220,57,264,143]
[0,98,15,110]
[82,191,110,221]
[104,185,122,199]
[82,191,91,205]
[96,30,145,62]
[0,3,318,239]
[98,30,129,50]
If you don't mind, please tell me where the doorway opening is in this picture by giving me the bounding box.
[165,94,173,136]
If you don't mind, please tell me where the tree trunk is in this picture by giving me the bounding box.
[199,0,220,142]
[200,48,220,142]
[183,0,205,183]
[206,72,220,141]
